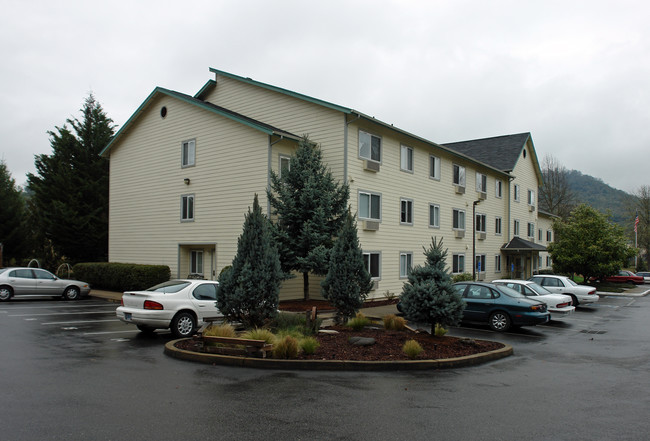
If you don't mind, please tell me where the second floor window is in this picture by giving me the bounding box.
[181,194,194,221]
[528,222,535,238]
[182,140,195,167]
[547,230,553,242]
[279,155,291,178]
[453,209,465,230]
[400,199,413,225]
[429,204,440,228]
[514,184,520,201]
[495,216,502,235]
[476,172,487,193]
[496,180,503,198]
[453,164,466,187]
[514,219,520,236]
[359,191,381,220]
[476,213,486,233]
[528,189,535,206]
[359,130,381,162]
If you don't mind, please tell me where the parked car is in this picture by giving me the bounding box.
[528,275,599,306]
[0,267,90,301]
[492,280,575,319]
[116,279,223,338]
[452,282,550,332]
[635,271,650,284]
[599,270,645,284]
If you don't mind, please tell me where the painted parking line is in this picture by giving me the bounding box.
[41,319,121,325]
[0,303,116,311]
[83,330,140,336]
[10,311,115,317]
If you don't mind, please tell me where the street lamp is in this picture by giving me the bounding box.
[472,200,481,281]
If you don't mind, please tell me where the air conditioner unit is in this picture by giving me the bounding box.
[363,160,380,172]
[478,191,487,200]
[529,205,535,212]
[476,232,486,240]
[454,185,465,194]
[454,230,465,238]
[362,220,379,231]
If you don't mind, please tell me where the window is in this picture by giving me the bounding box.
[495,255,502,272]
[359,191,381,220]
[400,145,413,172]
[528,189,535,206]
[538,229,543,241]
[359,130,381,162]
[547,230,553,242]
[476,213,486,233]
[475,254,486,273]
[453,164,466,187]
[429,155,441,180]
[181,139,195,167]
[192,283,217,300]
[400,252,413,278]
[546,256,552,266]
[400,198,413,225]
[190,250,203,274]
[496,180,503,198]
[476,172,487,193]
[452,254,465,273]
[429,203,440,228]
[279,155,291,178]
[495,216,502,235]
[363,252,381,278]
[514,184,520,202]
[181,194,194,221]
[453,209,465,230]
[514,219,520,236]
[528,222,535,238]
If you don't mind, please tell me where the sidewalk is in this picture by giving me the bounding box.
[596,284,650,297]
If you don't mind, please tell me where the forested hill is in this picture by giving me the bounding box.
[565,170,631,226]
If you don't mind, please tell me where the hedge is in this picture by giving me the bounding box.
[72,262,171,292]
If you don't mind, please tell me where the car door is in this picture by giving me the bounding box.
[33,269,62,295]
[190,282,222,321]
[538,277,562,294]
[462,285,495,322]
[8,269,36,294]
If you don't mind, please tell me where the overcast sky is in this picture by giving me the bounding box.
[1,0,648,193]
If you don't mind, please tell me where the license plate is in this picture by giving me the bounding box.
[124,313,132,321]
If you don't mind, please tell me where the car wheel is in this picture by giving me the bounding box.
[171,312,196,338]
[489,311,511,332]
[569,294,579,307]
[136,325,156,334]
[0,286,13,301]
[63,286,80,301]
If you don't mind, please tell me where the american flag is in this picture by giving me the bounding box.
[634,213,639,233]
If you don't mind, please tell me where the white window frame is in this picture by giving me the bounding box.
[547,230,553,242]
[358,190,381,221]
[429,155,441,180]
[279,154,291,178]
[190,250,203,275]
[363,252,381,279]
[514,219,520,236]
[181,194,195,222]
[495,216,502,235]
[452,253,465,274]
[528,189,535,206]
[453,164,466,187]
[538,228,543,241]
[428,203,440,228]
[359,130,381,163]
[453,208,466,231]
[399,252,413,278]
[514,184,520,202]
[475,254,486,274]
[400,145,413,172]
[495,255,502,272]
[528,222,535,238]
[476,172,487,193]
[476,213,487,233]
[495,179,503,198]
[400,198,413,225]
[181,139,196,168]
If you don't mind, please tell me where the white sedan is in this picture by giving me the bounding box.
[116,279,223,338]
[492,279,575,319]
[528,275,599,306]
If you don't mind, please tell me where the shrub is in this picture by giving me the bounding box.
[452,272,474,283]
[347,313,371,331]
[273,335,299,359]
[203,323,236,338]
[270,312,321,336]
[72,262,170,292]
[240,328,275,344]
[383,314,406,331]
[434,323,448,337]
[403,340,423,359]
[300,336,320,355]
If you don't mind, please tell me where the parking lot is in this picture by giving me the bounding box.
[1,292,649,440]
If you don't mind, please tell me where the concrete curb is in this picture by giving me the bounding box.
[597,289,650,297]
[164,339,513,371]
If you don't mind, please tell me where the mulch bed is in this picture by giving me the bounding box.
[278,298,398,312]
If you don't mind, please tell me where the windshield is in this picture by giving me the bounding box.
[146,280,190,293]
[527,282,552,295]
[495,284,525,298]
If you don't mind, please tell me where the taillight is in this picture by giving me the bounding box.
[120,298,124,306]
[144,300,164,310]
[556,302,570,308]
[588,290,597,295]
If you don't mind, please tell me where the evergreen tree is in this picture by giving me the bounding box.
[27,94,114,263]
[267,136,349,300]
[321,211,373,322]
[399,237,465,332]
[216,194,283,328]
[0,160,27,263]
[548,204,636,281]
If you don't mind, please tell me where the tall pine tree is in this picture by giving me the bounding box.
[0,160,27,263]
[321,210,373,322]
[267,136,349,300]
[399,237,465,332]
[27,94,114,263]
[216,194,283,328]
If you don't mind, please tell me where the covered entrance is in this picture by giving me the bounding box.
[177,243,217,280]
[501,237,547,280]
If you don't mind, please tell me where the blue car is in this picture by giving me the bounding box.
[453,282,550,332]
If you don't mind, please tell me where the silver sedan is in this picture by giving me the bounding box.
[0,267,91,301]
